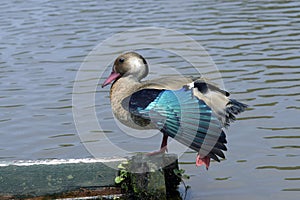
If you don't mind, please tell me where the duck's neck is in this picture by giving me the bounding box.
[110,76,141,98]
[109,76,141,122]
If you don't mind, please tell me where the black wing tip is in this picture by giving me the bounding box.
[225,99,248,126]
[227,99,248,113]
[219,130,227,144]
[204,130,227,162]
[208,148,226,162]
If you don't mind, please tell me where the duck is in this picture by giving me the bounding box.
[102,52,247,169]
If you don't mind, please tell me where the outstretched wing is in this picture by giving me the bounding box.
[142,77,248,127]
[122,86,227,162]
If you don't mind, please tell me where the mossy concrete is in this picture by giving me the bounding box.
[0,158,123,198]
[0,155,181,199]
[127,153,181,200]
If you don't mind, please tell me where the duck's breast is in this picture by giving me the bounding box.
[109,77,155,129]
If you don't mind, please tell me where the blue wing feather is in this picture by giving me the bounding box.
[123,87,227,161]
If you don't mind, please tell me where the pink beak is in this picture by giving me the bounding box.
[102,71,121,88]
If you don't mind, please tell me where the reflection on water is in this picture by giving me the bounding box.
[0,0,299,199]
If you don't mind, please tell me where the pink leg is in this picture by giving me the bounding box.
[196,154,210,170]
[146,134,168,156]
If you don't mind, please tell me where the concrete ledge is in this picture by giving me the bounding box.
[0,158,124,198]
[0,155,181,199]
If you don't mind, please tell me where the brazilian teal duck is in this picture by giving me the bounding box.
[102,52,247,169]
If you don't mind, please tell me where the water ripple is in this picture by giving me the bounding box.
[257,166,300,170]
[0,0,300,199]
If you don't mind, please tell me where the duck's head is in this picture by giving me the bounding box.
[102,52,149,88]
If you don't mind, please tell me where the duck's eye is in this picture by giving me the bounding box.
[119,57,125,63]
